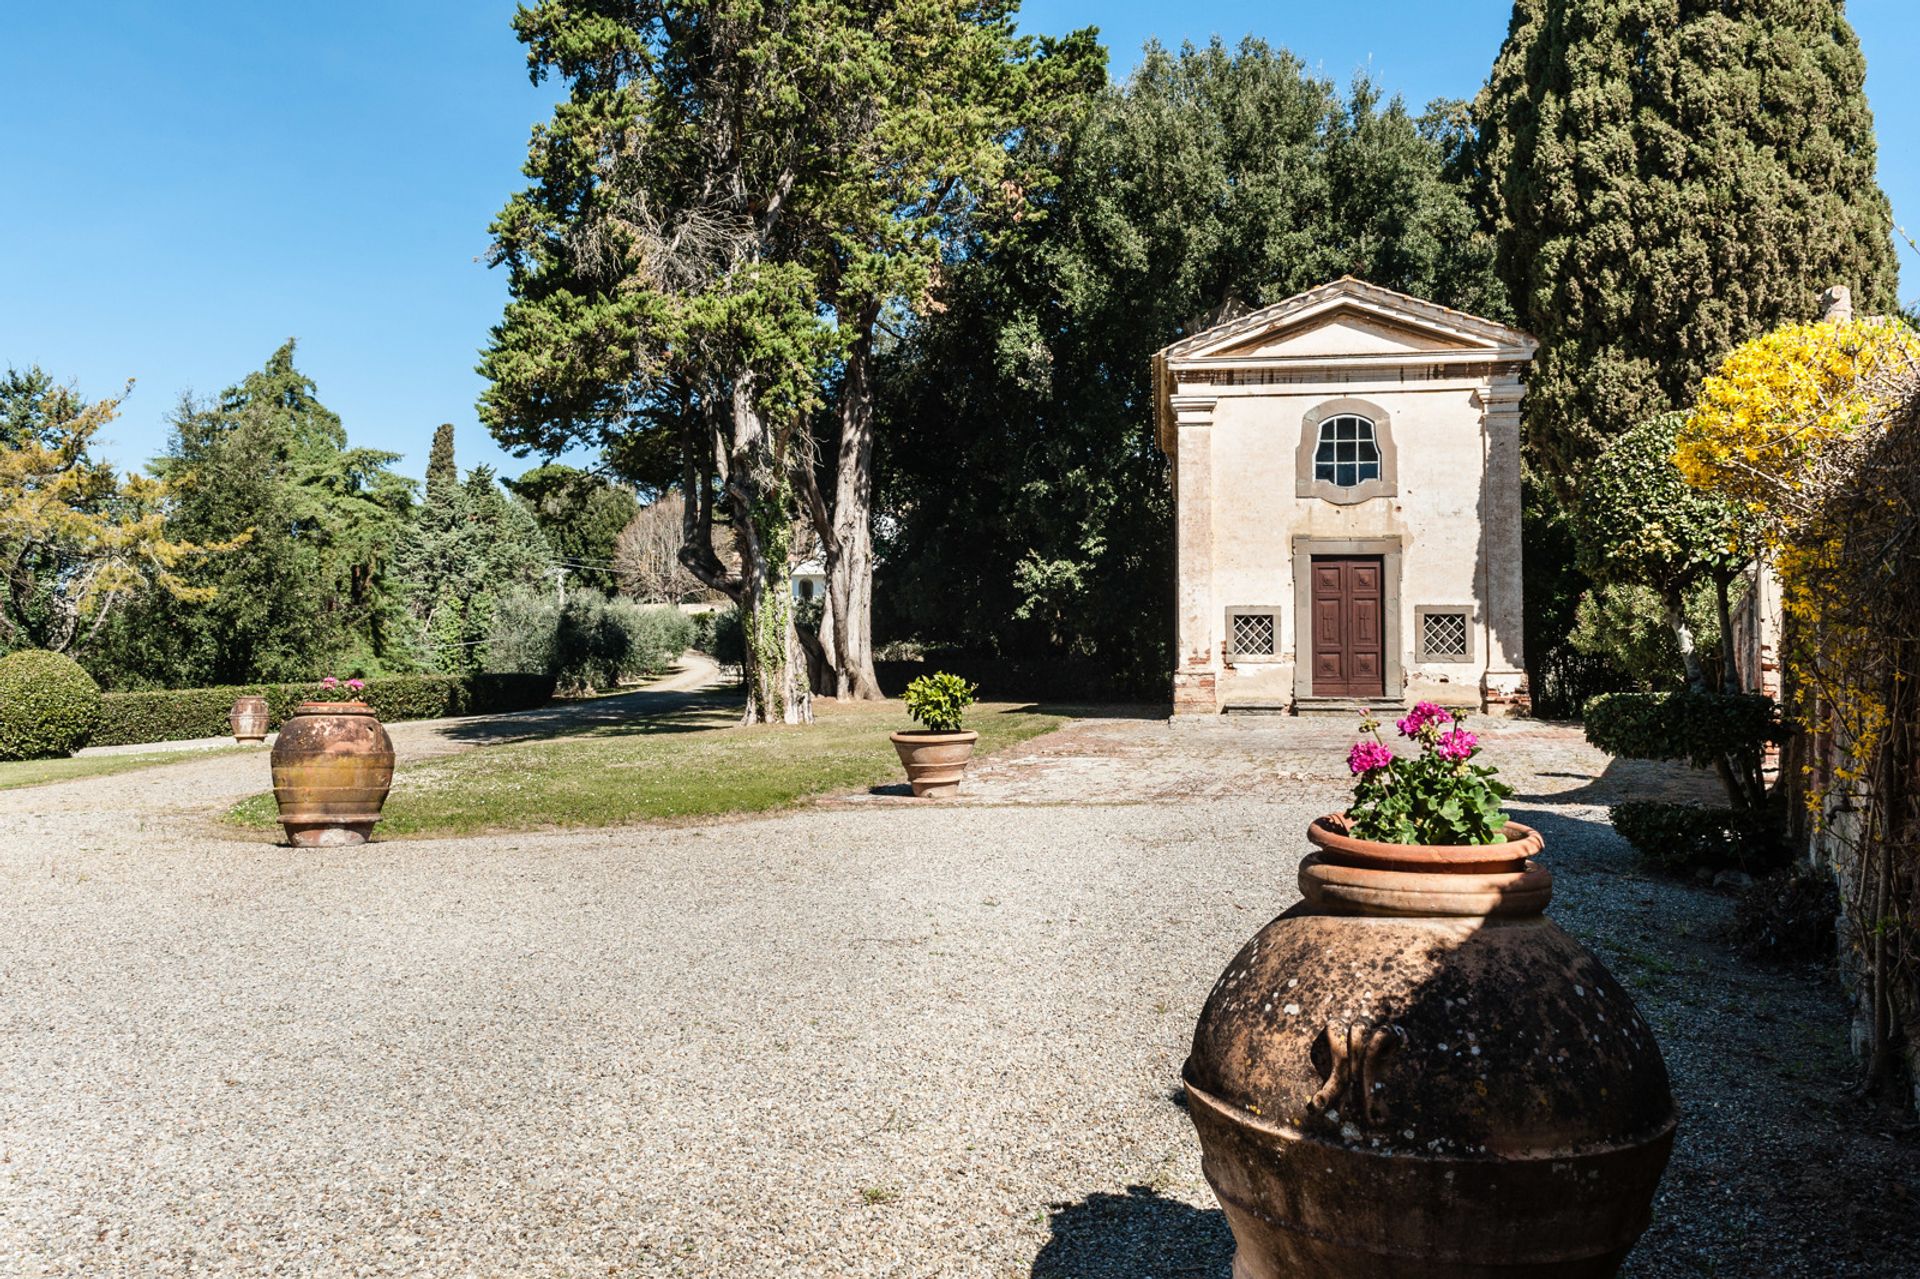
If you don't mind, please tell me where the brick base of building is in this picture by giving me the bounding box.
[1172,670,1218,715]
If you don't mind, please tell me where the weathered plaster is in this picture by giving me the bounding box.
[1153,278,1537,715]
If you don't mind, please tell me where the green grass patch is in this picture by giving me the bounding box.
[0,745,254,791]
[225,699,1069,838]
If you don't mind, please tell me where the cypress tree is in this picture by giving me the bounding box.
[426,423,457,499]
[1477,0,1899,485]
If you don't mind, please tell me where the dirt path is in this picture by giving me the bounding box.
[1,708,1915,1278]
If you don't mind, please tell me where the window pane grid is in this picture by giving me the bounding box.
[1313,414,1381,486]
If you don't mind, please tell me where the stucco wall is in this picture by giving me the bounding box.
[1173,374,1525,712]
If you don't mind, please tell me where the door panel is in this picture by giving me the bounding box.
[1309,557,1387,697]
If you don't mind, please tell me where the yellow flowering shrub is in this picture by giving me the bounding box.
[1673,316,1920,810]
[1675,319,1920,513]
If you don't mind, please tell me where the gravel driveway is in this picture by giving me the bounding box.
[1,709,1915,1278]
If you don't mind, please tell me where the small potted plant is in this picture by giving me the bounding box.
[268,676,395,846]
[1181,703,1676,1276]
[890,672,979,798]
[1339,701,1514,849]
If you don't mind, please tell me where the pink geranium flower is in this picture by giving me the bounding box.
[1436,728,1478,762]
[1395,700,1453,737]
[346,678,365,691]
[321,676,339,687]
[1348,741,1395,776]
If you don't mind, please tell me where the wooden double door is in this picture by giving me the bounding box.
[1310,556,1385,697]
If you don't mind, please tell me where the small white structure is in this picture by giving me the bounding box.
[790,559,826,604]
[1152,277,1537,715]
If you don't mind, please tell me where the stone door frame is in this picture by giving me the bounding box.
[1291,535,1404,705]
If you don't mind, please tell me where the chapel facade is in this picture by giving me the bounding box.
[1152,277,1537,716]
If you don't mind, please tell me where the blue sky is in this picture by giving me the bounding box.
[3,2,1915,483]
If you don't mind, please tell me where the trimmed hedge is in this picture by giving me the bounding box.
[92,673,555,748]
[1583,691,1782,768]
[0,649,103,760]
[1607,800,1788,875]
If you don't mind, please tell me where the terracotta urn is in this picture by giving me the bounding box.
[1183,816,1675,1278]
[269,701,395,846]
[228,695,271,743]
[889,729,978,798]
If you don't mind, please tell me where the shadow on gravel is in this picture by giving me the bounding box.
[430,693,739,748]
[1003,703,1169,722]
[1504,805,1634,876]
[1030,1185,1232,1279]
[1509,755,1722,808]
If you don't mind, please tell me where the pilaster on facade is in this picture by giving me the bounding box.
[1171,392,1220,715]
[1477,374,1529,690]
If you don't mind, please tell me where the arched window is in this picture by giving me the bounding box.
[1296,399,1396,504]
[1312,414,1382,488]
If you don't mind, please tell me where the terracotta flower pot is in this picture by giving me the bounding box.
[269,701,395,847]
[228,695,271,743]
[889,729,978,798]
[1183,815,1675,1278]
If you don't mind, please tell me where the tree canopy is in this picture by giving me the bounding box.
[93,342,417,685]
[876,39,1505,692]
[1571,411,1759,690]
[1477,0,1899,485]
[0,369,231,656]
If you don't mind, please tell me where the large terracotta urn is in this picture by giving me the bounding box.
[269,701,395,846]
[1183,816,1675,1278]
[228,695,270,742]
[889,730,978,798]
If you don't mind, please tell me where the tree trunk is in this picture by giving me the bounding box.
[1714,574,1742,694]
[1665,594,1706,692]
[824,318,884,700]
[727,378,811,726]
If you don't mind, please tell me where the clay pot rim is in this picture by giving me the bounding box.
[1309,814,1541,871]
[1299,852,1553,917]
[889,729,979,744]
[289,700,378,716]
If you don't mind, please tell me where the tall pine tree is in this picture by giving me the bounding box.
[1477,0,1899,485]
[105,342,416,685]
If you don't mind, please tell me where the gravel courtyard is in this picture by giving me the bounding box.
[2,709,1916,1278]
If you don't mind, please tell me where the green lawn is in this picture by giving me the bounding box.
[0,746,254,791]
[225,699,1068,838]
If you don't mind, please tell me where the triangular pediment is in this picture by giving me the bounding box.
[1158,277,1535,364]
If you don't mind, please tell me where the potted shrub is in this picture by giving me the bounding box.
[269,677,395,846]
[1182,704,1675,1276]
[890,672,979,798]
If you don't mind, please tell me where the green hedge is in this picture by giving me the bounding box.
[1583,691,1782,768]
[0,649,103,760]
[1607,800,1788,875]
[92,673,555,748]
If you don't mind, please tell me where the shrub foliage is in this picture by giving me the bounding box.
[1585,690,1781,811]
[91,673,555,748]
[1584,691,1781,769]
[0,649,103,760]
[1607,801,1786,876]
[486,590,692,694]
[902,672,977,733]
[1733,867,1840,965]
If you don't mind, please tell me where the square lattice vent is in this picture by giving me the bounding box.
[1231,612,1276,657]
[1421,610,1470,661]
